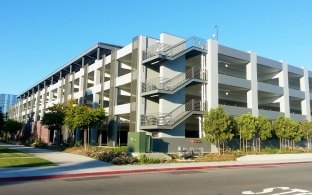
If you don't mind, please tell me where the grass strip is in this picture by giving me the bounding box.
[0,147,55,167]
[0,147,32,158]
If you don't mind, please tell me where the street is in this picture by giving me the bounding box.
[1,163,312,195]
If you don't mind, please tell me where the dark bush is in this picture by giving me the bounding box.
[87,150,138,165]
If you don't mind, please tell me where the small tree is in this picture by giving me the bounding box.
[69,105,106,150]
[203,106,233,154]
[3,119,23,140]
[255,115,272,152]
[41,103,65,144]
[0,109,4,137]
[64,100,78,145]
[287,121,302,150]
[273,116,299,150]
[300,120,312,149]
[235,113,256,152]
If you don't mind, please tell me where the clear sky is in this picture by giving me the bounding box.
[1,0,312,95]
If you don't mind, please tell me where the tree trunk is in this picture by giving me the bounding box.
[98,131,102,146]
[217,140,221,155]
[59,125,62,145]
[87,127,90,145]
[84,128,87,150]
[239,133,242,151]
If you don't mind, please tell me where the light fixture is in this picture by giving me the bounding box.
[151,60,160,65]
[225,64,229,68]
[225,91,229,96]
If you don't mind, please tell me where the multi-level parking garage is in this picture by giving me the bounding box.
[8,33,312,152]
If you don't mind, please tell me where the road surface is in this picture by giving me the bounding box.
[1,163,312,195]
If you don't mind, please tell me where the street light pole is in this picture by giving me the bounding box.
[213,25,218,41]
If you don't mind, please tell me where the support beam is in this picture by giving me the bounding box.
[300,67,311,120]
[108,49,118,146]
[246,52,259,117]
[97,48,101,60]
[206,39,218,110]
[279,61,290,117]
[100,54,106,108]
[43,81,47,114]
[64,74,69,104]
[34,85,40,121]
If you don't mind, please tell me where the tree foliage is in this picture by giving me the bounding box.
[255,115,272,151]
[64,104,106,150]
[0,109,4,133]
[41,103,66,144]
[2,119,23,140]
[203,106,233,154]
[300,120,312,149]
[273,115,299,150]
[235,113,257,152]
[64,102,77,140]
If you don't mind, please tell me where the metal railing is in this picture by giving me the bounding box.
[143,36,207,61]
[141,99,206,127]
[142,67,207,93]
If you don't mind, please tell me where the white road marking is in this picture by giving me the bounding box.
[242,187,312,195]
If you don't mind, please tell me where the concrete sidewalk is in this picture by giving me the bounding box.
[1,142,312,182]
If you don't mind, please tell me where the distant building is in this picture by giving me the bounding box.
[0,94,17,115]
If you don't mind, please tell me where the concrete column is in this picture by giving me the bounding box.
[70,71,75,99]
[18,96,23,122]
[92,94,100,109]
[300,67,311,121]
[35,85,40,121]
[108,49,118,146]
[206,39,218,110]
[29,90,34,119]
[201,54,207,110]
[100,55,106,108]
[57,80,62,103]
[64,74,69,104]
[90,96,99,145]
[43,81,47,114]
[78,64,87,104]
[25,92,29,120]
[279,61,290,117]
[246,52,259,117]
[94,69,101,86]
[199,117,203,138]
[83,58,88,101]
[49,77,53,102]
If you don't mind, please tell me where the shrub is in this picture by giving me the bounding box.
[75,141,82,147]
[138,155,164,164]
[87,150,138,165]
[92,146,128,153]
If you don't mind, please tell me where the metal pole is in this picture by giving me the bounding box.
[213,25,218,41]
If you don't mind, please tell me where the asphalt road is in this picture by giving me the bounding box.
[1,163,312,195]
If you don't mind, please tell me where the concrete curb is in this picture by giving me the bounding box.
[1,160,312,182]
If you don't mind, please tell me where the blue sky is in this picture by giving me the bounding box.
[1,0,312,95]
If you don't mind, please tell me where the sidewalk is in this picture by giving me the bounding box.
[1,142,312,182]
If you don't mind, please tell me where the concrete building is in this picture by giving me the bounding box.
[1,94,17,115]
[8,33,312,152]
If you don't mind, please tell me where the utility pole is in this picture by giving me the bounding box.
[213,25,218,41]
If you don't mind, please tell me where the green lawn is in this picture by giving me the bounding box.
[0,147,55,167]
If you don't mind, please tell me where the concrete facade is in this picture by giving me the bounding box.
[8,33,312,152]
